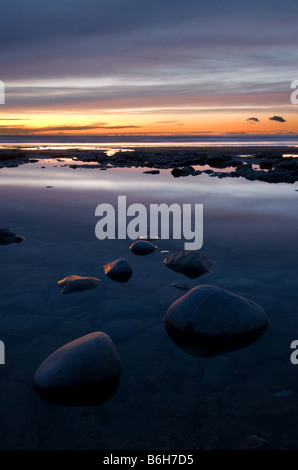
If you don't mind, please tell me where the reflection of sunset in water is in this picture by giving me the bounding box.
[1,152,298,450]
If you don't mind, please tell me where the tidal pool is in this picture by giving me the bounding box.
[0,157,298,449]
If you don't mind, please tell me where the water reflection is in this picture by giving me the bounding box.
[33,376,120,407]
[165,323,267,358]
[0,156,298,448]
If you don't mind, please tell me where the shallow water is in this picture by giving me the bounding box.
[0,158,298,449]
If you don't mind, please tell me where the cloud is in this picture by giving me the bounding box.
[1,2,297,84]
[247,117,260,123]
[269,115,286,122]
[0,0,297,119]
[0,123,142,135]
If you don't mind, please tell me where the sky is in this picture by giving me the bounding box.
[0,0,297,137]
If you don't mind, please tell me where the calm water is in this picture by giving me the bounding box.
[0,156,298,449]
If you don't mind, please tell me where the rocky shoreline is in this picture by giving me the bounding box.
[1,145,298,184]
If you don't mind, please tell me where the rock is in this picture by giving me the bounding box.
[206,154,232,163]
[103,258,133,283]
[256,168,296,184]
[258,152,282,160]
[202,356,234,391]
[205,154,233,168]
[0,149,25,160]
[164,285,269,357]
[0,228,25,245]
[191,153,207,164]
[259,160,274,170]
[32,332,121,405]
[229,159,243,168]
[171,166,195,177]
[143,170,160,174]
[277,159,298,170]
[163,251,214,279]
[233,164,257,181]
[129,240,157,255]
[57,275,101,294]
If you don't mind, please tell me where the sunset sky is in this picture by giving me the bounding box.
[0,0,297,137]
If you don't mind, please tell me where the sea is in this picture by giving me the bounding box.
[0,133,298,149]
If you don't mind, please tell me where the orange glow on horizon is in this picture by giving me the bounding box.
[0,96,297,137]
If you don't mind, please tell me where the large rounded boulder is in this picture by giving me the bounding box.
[32,332,121,405]
[165,285,269,357]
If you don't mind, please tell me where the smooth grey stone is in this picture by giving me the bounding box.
[164,250,214,279]
[57,275,101,294]
[129,240,157,255]
[165,284,269,357]
[103,258,132,283]
[32,332,121,405]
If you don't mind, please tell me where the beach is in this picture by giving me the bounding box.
[1,144,298,450]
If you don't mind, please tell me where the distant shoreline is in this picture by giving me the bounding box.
[1,144,298,154]
[0,134,298,149]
